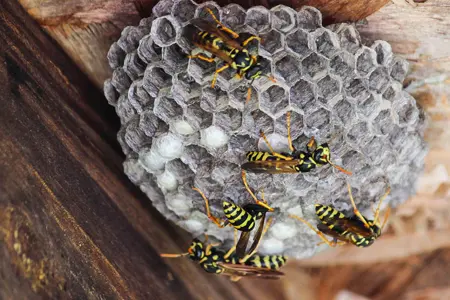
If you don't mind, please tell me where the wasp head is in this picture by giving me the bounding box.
[188,239,205,261]
[245,63,263,80]
[313,143,331,165]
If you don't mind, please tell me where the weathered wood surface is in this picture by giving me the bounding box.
[17,0,389,87]
[0,1,284,298]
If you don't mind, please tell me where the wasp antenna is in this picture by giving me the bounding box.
[328,160,352,176]
[160,252,190,258]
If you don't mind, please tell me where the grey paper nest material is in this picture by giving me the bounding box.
[104,0,428,259]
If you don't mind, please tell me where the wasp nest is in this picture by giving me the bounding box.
[104,0,427,259]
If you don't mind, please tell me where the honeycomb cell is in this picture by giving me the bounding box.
[274,110,303,140]
[383,82,402,102]
[124,51,146,80]
[195,2,221,21]
[341,150,367,174]
[317,75,341,102]
[118,26,149,53]
[142,65,172,97]
[396,133,424,164]
[137,35,163,64]
[151,16,179,47]
[152,0,174,17]
[117,127,132,155]
[104,79,119,106]
[392,93,419,127]
[211,162,240,185]
[290,79,315,113]
[356,93,381,118]
[107,42,126,69]
[271,54,301,87]
[345,79,370,102]
[329,51,355,84]
[245,7,271,33]
[228,85,251,111]
[128,79,154,112]
[304,108,331,137]
[297,6,322,31]
[200,86,228,113]
[153,96,183,123]
[177,24,197,52]
[260,30,284,55]
[171,0,197,24]
[111,67,132,94]
[356,47,377,77]
[363,136,390,165]
[139,110,168,138]
[154,133,184,159]
[302,52,328,80]
[259,85,289,117]
[187,56,215,85]
[181,144,214,177]
[390,58,409,83]
[373,109,395,135]
[116,94,136,124]
[227,134,258,156]
[125,118,148,152]
[165,159,195,185]
[124,157,149,184]
[162,44,189,74]
[245,109,274,137]
[213,108,243,132]
[368,67,390,93]
[372,40,393,66]
[286,29,312,58]
[336,25,361,54]
[314,29,340,59]
[270,5,297,34]
[332,99,355,126]
[172,72,201,102]
[347,121,373,146]
[221,4,246,28]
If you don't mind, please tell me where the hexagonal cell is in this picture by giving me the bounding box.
[336,25,361,54]
[117,26,149,53]
[176,24,197,53]
[290,79,315,113]
[221,4,246,28]
[152,0,174,17]
[185,101,213,131]
[329,51,355,84]
[317,75,341,102]
[200,125,229,152]
[245,7,271,33]
[260,30,284,55]
[389,126,411,153]
[153,96,183,123]
[165,158,195,185]
[139,110,168,138]
[345,79,370,102]
[368,67,390,93]
[171,0,196,24]
[214,61,241,92]
[397,133,425,164]
[194,2,221,20]
[172,72,201,102]
[228,85,252,111]
[228,134,258,155]
[200,86,228,113]
[128,79,154,112]
[271,5,297,34]
[162,44,189,74]
[259,85,289,117]
[362,136,390,165]
[107,42,126,69]
[372,40,393,66]
[304,108,331,137]
[356,47,377,77]
[392,93,419,127]
[111,67,131,94]
[187,56,215,85]
[245,109,274,137]
[139,17,154,28]
[356,93,381,118]
[137,35,163,64]
[213,108,242,132]
[373,109,395,135]
[116,94,136,124]
[124,118,149,152]
[390,58,409,83]
[142,65,172,97]
[332,99,355,126]
[314,29,340,59]
[302,52,328,80]
[124,51,146,80]
[150,16,179,47]
[347,121,373,146]
[273,54,302,86]
[341,150,367,174]
[117,127,132,155]
[286,29,312,58]
[274,111,304,140]
[382,82,402,102]
[124,156,149,185]
[297,6,322,31]
[104,79,119,106]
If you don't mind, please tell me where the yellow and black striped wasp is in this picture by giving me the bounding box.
[189,8,274,102]
[290,183,391,247]
[192,170,273,259]
[160,230,286,281]
[241,111,352,175]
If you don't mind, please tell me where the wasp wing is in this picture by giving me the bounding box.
[317,223,349,243]
[319,216,373,238]
[190,18,243,49]
[241,159,301,174]
[236,231,251,259]
[246,213,266,257]
[219,263,284,279]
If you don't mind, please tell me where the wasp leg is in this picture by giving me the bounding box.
[286,111,295,153]
[258,130,292,160]
[306,136,317,153]
[205,8,239,38]
[381,206,391,231]
[242,36,261,47]
[192,187,226,228]
[224,230,238,260]
[289,214,339,247]
[188,54,216,63]
[211,64,229,88]
[316,240,347,247]
[373,185,391,225]
[346,183,371,229]
[241,170,274,212]
[239,217,273,264]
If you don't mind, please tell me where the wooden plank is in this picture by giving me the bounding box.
[0,1,269,298]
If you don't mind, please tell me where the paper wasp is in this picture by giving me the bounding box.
[241,111,352,175]
[189,8,274,102]
[160,232,286,280]
[290,183,391,247]
[192,170,273,259]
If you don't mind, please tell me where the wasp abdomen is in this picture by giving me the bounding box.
[223,201,255,232]
[245,255,287,270]
[315,204,345,226]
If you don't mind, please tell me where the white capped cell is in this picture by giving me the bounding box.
[154,133,184,159]
[200,126,229,149]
